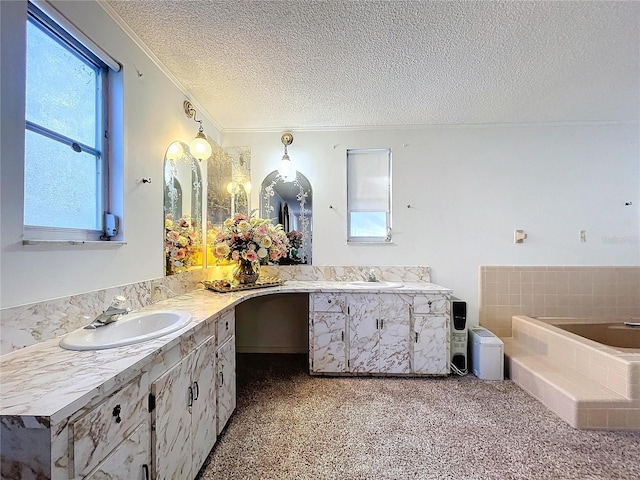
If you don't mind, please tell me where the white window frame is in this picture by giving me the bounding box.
[347,148,392,244]
[23,1,120,243]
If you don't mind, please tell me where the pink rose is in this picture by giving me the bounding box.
[245,250,258,262]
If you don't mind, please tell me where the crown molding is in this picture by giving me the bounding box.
[221,120,639,135]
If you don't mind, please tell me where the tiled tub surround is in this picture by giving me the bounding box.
[0,265,431,355]
[1,276,449,479]
[504,315,640,430]
[479,266,640,337]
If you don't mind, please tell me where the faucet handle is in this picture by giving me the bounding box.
[111,295,128,308]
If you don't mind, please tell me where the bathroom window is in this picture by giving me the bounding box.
[347,148,392,243]
[23,2,120,241]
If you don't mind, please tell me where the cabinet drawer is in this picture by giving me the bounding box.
[84,421,150,479]
[310,294,347,313]
[217,309,235,347]
[70,373,149,477]
[413,294,449,314]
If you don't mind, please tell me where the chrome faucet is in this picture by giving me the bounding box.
[85,296,130,329]
[364,269,379,282]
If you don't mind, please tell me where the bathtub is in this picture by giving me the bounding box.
[538,317,640,351]
[504,315,640,430]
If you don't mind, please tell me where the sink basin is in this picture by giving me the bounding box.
[347,281,403,289]
[60,310,192,351]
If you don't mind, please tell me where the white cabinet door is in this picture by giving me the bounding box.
[311,312,347,373]
[413,314,448,374]
[152,352,193,480]
[216,335,236,435]
[378,301,411,374]
[349,297,411,374]
[191,335,218,474]
[152,335,217,480]
[85,422,150,480]
[348,301,379,373]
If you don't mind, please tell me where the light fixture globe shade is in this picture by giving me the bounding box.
[278,155,295,182]
[165,141,184,161]
[190,133,212,161]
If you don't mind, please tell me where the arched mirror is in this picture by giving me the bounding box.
[261,171,312,264]
[164,141,203,275]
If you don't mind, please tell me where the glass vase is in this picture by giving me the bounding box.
[234,259,260,285]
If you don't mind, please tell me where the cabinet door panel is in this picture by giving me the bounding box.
[191,335,217,474]
[348,302,379,373]
[379,303,410,374]
[311,312,346,373]
[85,422,150,480]
[413,314,448,374]
[152,352,193,480]
[217,335,236,435]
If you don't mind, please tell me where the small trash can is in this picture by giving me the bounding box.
[469,327,504,380]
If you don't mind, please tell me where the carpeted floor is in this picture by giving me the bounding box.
[196,354,640,480]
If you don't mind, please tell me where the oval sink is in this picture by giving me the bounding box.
[60,310,192,351]
[347,281,403,289]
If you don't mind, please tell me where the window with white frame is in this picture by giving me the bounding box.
[347,148,392,243]
[24,2,118,241]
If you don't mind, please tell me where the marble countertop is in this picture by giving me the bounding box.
[0,280,450,421]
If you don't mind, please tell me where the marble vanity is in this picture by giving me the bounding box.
[1,278,451,479]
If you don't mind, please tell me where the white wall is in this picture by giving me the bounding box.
[0,0,220,308]
[2,0,638,326]
[223,124,640,324]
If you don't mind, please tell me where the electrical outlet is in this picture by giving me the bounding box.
[580,230,587,243]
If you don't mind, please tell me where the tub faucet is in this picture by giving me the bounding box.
[85,296,130,329]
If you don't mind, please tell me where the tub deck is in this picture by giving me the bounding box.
[502,316,640,430]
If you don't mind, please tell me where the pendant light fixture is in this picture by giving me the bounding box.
[278,132,295,182]
[183,100,212,161]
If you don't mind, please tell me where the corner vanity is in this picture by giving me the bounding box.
[1,279,451,480]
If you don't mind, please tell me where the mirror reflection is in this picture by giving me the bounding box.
[225,146,252,218]
[261,171,312,264]
[164,141,203,275]
[206,146,252,265]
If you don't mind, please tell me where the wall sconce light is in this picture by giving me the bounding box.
[183,100,212,161]
[278,132,295,182]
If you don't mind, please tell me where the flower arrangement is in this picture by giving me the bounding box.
[165,214,201,273]
[286,230,304,260]
[212,214,289,265]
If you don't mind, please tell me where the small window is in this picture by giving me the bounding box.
[347,148,392,243]
[24,3,112,240]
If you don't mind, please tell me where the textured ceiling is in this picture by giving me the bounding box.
[104,0,639,131]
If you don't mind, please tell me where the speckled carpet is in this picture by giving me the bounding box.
[196,354,640,480]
